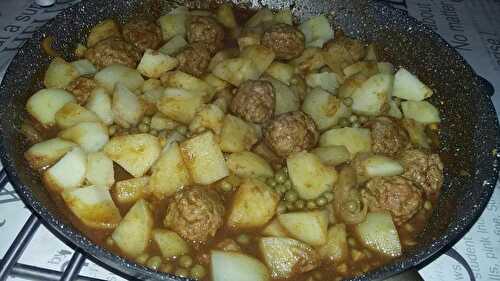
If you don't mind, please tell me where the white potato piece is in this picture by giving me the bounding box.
[142,79,163,92]
[377,62,394,74]
[393,68,433,101]
[44,57,79,89]
[219,114,260,153]
[305,72,339,93]
[104,134,161,178]
[27,88,75,127]
[228,178,279,230]
[351,73,393,116]
[387,98,403,119]
[150,112,178,131]
[302,88,351,130]
[59,122,109,153]
[338,72,368,98]
[85,152,114,187]
[86,88,114,125]
[55,102,100,129]
[94,64,144,92]
[240,45,275,76]
[137,49,178,78]
[291,47,326,74]
[157,9,187,41]
[355,211,402,257]
[148,143,191,199]
[237,28,262,50]
[287,151,338,200]
[215,3,238,29]
[401,101,441,124]
[274,9,293,25]
[265,62,294,85]
[161,71,216,101]
[343,61,378,78]
[259,237,319,279]
[24,138,76,170]
[298,15,334,48]
[320,128,372,157]
[401,118,430,149]
[111,199,154,258]
[318,224,349,263]
[203,73,230,93]
[263,77,300,115]
[227,151,274,178]
[86,19,120,47]
[209,48,240,72]
[180,131,229,185]
[113,176,150,205]
[212,58,260,86]
[278,211,329,246]
[159,35,187,56]
[188,104,225,134]
[112,83,145,128]
[245,8,273,27]
[62,185,121,229]
[361,155,404,177]
[311,146,351,166]
[153,229,190,258]
[157,88,204,124]
[43,147,86,192]
[262,219,289,237]
[71,59,97,76]
[211,250,270,281]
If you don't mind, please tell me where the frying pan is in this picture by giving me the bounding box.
[0,0,499,280]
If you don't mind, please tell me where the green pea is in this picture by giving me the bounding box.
[351,121,361,128]
[343,97,353,106]
[160,262,174,273]
[275,170,287,183]
[175,268,190,278]
[316,196,327,206]
[285,190,298,202]
[190,264,206,279]
[349,115,358,123]
[266,177,277,187]
[149,129,158,136]
[294,199,305,209]
[146,256,162,271]
[324,191,334,202]
[338,117,350,127]
[178,255,193,268]
[220,180,233,192]
[306,200,317,210]
[236,234,251,245]
[138,123,150,133]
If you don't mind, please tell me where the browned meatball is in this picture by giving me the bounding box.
[366,117,409,156]
[164,187,225,243]
[362,176,423,224]
[85,37,141,69]
[264,111,318,157]
[122,19,162,51]
[66,77,97,105]
[187,16,224,54]
[177,43,211,77]
[400,149,444,196]
[230,80,275,123]
[262,23,305,60]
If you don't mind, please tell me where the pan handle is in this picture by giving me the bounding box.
[383,268,424,281]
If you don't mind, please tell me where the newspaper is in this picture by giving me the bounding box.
[0,1,499,281]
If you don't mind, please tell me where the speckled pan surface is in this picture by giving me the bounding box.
[0,0,498,280]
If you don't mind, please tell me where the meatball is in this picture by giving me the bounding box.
[164,187,225,243]
[264,111,318,157]
[187,16,224,54]
[122,19,162,51]
[177,43,211,77]
[85,37,141,69]
[262,23,305,60]
[230,80,275,123]
[400,149,444,196]
[366,117,409,156]
[362,176,423,224]
[66,77,97,105]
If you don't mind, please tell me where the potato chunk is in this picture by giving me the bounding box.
[24,138,76,170]
[264,77,300,115]
[85,88,114,125]
[311,146,350,166]
[85,152,114,187]
[188,104,225,134]
[305,72,339,93]
[148,143,191,199]
[112,83,145,128]
[287,151,338,200]
[111,199,153,258]
[71,59,97,76]
[104,134,161,178]
[160,71,216,102]
[59,122,109,153]
[319,128,372,157]
[159,35,187,56]
[219,115,260,153]
[302,88,351,130]
[180,131,229,185]
[227,151,274,178]
[227,178,279,229]
[86,19,120,47]
[278,211,329,246]
[351,73,393,116]
[355,211,402,257]
[265,62,294,85]
[153,229,190,258]
[240,45,275,76]
[318,224,349,263]
[298,15,334,48]
[43,147,87,192]
[27,89,75,127]
[113,176,150,205]
[44,57,79,89]
[215,3,238,29]
[62,185,121,229]
[94,64,144,92]
[55,102,100,129]
[156,88,204,124]
[212,58,260,86]
[137,49,179,78]
[259,237,319,279]
[392,68,433,101]
[401,100,441,124]
[211,251,270,281]
[262,219,289,237]
[157,8,187,41]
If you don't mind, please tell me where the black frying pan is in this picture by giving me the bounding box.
[0,0,499,280]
